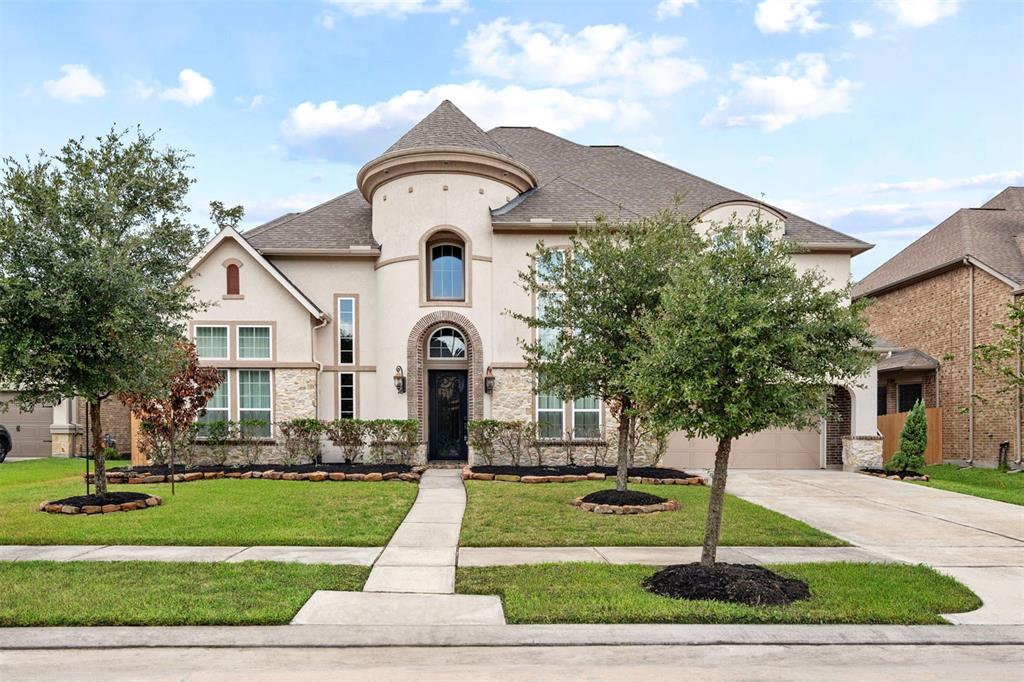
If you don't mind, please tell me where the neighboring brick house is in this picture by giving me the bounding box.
[852,187,1024,466]
[178,101,881,469]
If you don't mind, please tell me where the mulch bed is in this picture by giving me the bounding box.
[91,463,423,485]
[861,468,929,481]
[464,465,705,485]
[39,491,161,515]
[643,563,811,606]
[580,489,668,506]
[572,489,679,515]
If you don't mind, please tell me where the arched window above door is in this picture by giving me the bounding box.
[428,327,466,359]
[427,233,465,301]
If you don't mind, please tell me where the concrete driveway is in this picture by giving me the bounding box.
[726,470,1024,624]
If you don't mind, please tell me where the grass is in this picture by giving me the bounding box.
[0,560,368,626]
[915,464,1024,506]
[0,458,417,546]
[460,480,845,547]
[456,562,981,624]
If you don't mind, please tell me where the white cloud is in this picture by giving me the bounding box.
[850,21,875,38]
[702,54,857,132]
[754,0,827,34]
[878,0,960,27]
[757,155,775,163]
[656,0,698,20]
[42,64,106,101]
[242,192,337,223]
[462,19,706,97]
[281,81,651,159]
[318,12,336,29]
[833,170,1024,195]
[248,94,265,110]
[325,0,466,19]
[159,69,215,106]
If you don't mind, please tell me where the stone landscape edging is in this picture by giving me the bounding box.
[87,467,424,486]
[571,496,680,515]
[38,496,162,515]
[859,470,930,482]
[461,466,705,486]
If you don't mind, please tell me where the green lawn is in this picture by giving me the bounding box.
[0,458,417,546]
[915,464,1024,506]
[457,562,980,624]
[0,560,368,626]
[460,480,844,547]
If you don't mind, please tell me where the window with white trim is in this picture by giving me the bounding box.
[428,327,466,359]
[238,369,272,438]
[572,396,601,439]
[429,242,464,300]
[339,372,356,419]
[338,297,355,364]
[536,374,564,440]
[237,326,271,360]
[195,326,228,359]
[197,370,230,435]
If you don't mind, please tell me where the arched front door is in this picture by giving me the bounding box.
[425,327,469,460]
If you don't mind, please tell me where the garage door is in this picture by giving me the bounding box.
[0,392,53,458]
[663,428,822,470]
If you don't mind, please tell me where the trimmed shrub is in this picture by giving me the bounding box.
[325,419,365,464]
[468,420,505,465]
[278,418,324,465]
[203,420,233,467]
[887,399,927,473]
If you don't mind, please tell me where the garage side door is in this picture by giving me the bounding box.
[0,392,53,457]
[663,428,821,470]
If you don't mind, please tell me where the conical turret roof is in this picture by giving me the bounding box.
[383,100,513,159]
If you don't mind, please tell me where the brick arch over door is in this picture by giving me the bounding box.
[406,311,484,441]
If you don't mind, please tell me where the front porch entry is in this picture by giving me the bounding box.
[428,369,468,461]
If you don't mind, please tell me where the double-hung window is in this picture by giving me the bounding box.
[238,369,272,438]
[195,326,228,360]
[572,396,601,439]
[237,326,271,360]
[338,297,355,365]
[536,374,565,440]
[197,370,230,435]
[339,373,356,419]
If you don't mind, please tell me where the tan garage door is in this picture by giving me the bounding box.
[0,392,53,458]
[663,428,822,470]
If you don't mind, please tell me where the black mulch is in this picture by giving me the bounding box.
[862,468,925,478]
[49,492,152,507]
[471,465,698,479]
[580,489,669,506]
[643,563,811,607]
[107,463,413,475]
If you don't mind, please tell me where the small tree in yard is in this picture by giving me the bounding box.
[887,399,927,474]
[632,218,873,567]
[120,340,222,492]
[0,128,215,495]
[513,212,695,492]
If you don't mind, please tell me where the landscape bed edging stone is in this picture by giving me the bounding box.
[572,495,680,515]
[39,495,162,515]
[859,469,930,482]
[461,466,704,486]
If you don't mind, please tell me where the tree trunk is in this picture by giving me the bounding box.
[168,427,176,496]
[89,400,107,496]
[615,399,631,493]
[700,436,733,567]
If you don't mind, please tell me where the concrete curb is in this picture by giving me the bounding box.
[1,624,1021,649]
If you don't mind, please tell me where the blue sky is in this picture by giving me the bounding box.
[2,0,1021,279]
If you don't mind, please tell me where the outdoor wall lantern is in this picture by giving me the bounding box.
[393,365,406,394]
[484,366,495,394]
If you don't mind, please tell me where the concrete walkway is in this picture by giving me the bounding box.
[291,468,507,625]
[725,470,1024,625]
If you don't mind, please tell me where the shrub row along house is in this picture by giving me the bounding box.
[26,101,884,468]
[853,187,1024,466]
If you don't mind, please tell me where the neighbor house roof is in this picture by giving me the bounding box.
[243,102,871,254]
[851,188,1024,299]
[876,349,940,374]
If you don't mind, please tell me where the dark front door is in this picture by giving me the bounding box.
[428,370,468,460]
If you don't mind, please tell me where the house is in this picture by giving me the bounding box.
[179,100,880,469]
[852,187,1024,465]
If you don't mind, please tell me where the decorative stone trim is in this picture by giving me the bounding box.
[860,470,930,482]
[88,466,424,485]
[39,496,162,515]
[572,496,680,515]
[460,466,705,485]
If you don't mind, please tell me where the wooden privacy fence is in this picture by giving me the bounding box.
[877,407,944,465]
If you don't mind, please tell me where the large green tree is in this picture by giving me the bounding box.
[632,217,873,566]
[514,212,695,491]
[0,128,210,494]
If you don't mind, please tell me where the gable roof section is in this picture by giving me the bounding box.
[984,186,1024,210]
[243,190,375,252]
[877,349,940,373]
[188,227,326,319]
[486,128,870,251]
[852,196,1024,299]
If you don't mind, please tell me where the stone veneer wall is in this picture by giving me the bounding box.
[487,368,658,467]
[865,265,1020,463]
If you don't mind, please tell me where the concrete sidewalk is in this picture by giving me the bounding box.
[725,470,1024,625]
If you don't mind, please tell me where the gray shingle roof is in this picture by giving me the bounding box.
[984,186,1024,210]
[852,193,1024,299]
[243,104,871,254]
[383,100,513,159]
[877,349,940,373]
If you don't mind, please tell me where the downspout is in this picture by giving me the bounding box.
[312,315,329,419]
[966,261,975,467]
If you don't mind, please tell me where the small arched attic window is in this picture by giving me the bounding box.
[222,259,243,298]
